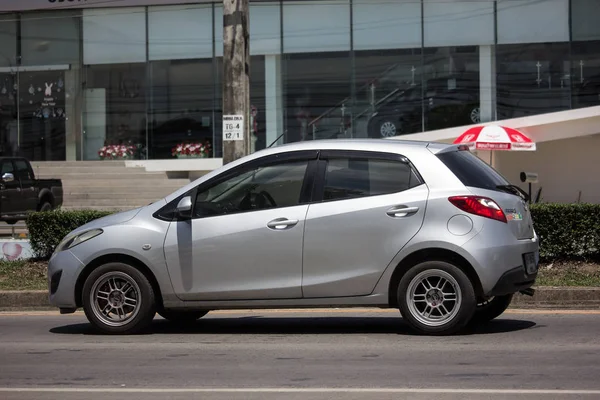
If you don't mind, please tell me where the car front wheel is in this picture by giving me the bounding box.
[82,262,156,334]
[398,261,476,335]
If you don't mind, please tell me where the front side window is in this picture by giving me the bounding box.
[14,160,33,181]
[1,161,14,175]
[323,157,421,201]
[193,160,309,218]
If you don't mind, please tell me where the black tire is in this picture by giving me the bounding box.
[39,202,52,212]
[82,262,156,335]
[398,261,476,336]
[5,220,17,225]
[471,294,513,324]
[158,309,209,325]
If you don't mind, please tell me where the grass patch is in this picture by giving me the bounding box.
[0,260,47,291]
[536,261,600,287]
[0,260,599,291]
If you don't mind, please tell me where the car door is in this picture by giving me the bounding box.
[13,159,38,212]
[163,150,318,301]
[302,150,428,298]
[0,160,21,216]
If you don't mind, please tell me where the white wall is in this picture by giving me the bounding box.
[495,134,600,204]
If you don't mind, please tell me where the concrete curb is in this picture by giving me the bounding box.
[1,287,600,311]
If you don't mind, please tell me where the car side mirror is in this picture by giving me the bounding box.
[176,196,193,219]
[1,172,14,183]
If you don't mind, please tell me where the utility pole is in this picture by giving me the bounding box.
[222,0,250,164]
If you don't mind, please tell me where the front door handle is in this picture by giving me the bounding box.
[267,218,299,230]
[386,206,419,218]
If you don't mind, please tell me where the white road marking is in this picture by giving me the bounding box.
[1,388,600,395]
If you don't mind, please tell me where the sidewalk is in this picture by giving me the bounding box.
[1,287,600,311]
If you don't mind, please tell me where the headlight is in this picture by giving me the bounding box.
[55,229,104,253]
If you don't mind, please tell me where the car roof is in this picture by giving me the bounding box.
[254,138,455,157]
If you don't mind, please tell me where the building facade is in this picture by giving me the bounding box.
[0,0,599,162]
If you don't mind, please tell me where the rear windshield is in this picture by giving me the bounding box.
[436,150,509,191]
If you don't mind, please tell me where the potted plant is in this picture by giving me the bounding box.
[98,144,137,160]
[171,141,212,159]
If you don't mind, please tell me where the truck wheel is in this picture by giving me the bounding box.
[471,294,513,325]
[158,309,209,325]
[82,262,156,335]
[39,202,52,212]
[398,261,476,336]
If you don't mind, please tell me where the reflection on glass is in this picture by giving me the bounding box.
[284,52,352,143]
[423,46,480,132]
[496,42,571,120]
[571,40,600,110]
[355,49,422,139]
[83,63,147,160]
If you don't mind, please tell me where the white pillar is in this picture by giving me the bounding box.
[265,55,283,147]
[479,45,496,123]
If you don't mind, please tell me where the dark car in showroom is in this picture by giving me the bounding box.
[367,74,481,138]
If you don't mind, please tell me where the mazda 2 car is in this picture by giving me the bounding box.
[48,139,539,336]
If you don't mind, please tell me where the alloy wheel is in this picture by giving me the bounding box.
[90,271,141,327]
[405,269,462,327]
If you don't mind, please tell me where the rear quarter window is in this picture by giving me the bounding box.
[436,150,509,191]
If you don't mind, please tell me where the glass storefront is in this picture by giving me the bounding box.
[0,0,598,161]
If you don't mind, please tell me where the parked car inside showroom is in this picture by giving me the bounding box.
[47,139,539,336]
[367,74,481,138]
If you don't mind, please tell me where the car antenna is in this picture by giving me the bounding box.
[267,130,287,148]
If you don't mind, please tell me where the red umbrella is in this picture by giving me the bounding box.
[453,125,536,151]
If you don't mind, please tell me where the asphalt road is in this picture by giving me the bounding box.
[1,309,600,400]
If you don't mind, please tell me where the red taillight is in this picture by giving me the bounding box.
[448,196,507,223]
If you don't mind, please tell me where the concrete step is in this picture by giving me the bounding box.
[61,205,139,212]
[36,173,182,180]
[62,198,162,207]
[61,181,189,189]
[35,167,148,175]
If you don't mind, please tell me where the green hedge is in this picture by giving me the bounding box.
[530,203,600,261]
[26,210,113,260]
[23,204,600,262]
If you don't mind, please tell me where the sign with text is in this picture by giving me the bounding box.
[223,115,244,141]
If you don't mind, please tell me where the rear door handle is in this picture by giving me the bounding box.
[386,206,419,218]
[267,218,299,230]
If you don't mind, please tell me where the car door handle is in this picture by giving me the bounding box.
[267,218,299,230]
[386,206,419,218]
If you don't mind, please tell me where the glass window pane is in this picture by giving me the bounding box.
[324,158,416,201]
[355,49,423,138]
[423,0,494,47]
[148,5,213,61]
[571,40,600,110]
[284,52,351,143]
[352,0,421,51]
[1,161,14,174]
[437,150,510,191]
[83,8,146,65]
[21,11,80,66]
[496,43,571,120]
[423,46,480,131]
[83,63,147,160]
[571,0,600,41]
[497,0,569,45]
[250,2,281,55]
[0,14,17,67]
[283,0,350,54]
[194,160,309,218]
[149,59,214,160]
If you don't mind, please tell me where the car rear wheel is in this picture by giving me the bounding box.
[368,117,402,138]
[398,261,476,335]
[158,309,209,325]
[471,294,513,324]
[82,262,156,335]
[39,202,52,212]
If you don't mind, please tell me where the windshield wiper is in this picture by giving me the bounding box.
[496,184,530,202]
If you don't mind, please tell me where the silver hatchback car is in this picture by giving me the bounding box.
[48,139,539,335]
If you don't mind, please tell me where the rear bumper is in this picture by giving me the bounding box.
[489,265,537,296]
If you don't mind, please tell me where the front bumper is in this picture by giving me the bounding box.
[47,250,85,309]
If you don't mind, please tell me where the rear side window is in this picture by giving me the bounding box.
[436,150,509,190]
[323,157,421,201]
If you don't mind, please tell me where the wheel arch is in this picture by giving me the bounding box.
[74,253,163,309]
[37,189,55,210]
[387,248,483,308]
